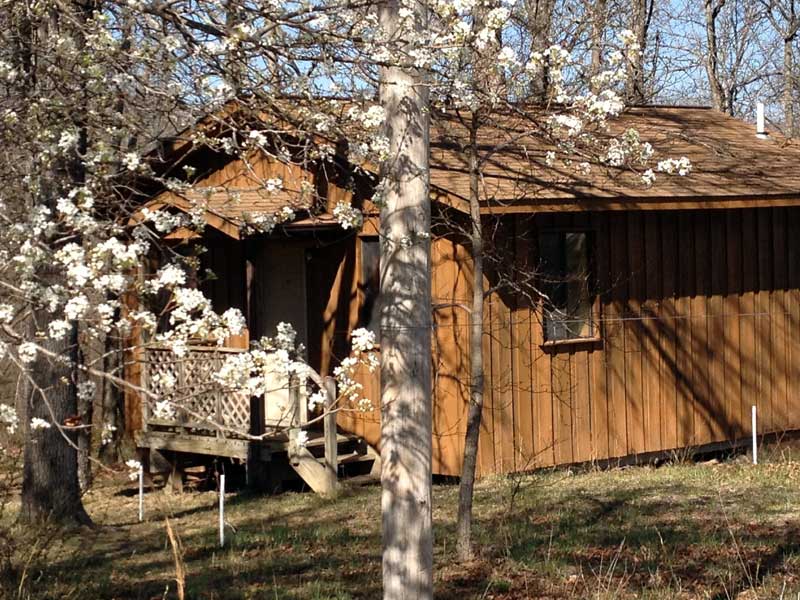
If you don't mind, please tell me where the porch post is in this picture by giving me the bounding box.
[323,376,338,495]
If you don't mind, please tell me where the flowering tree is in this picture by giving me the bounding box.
[0,0,391,524]
[0,0,697,597]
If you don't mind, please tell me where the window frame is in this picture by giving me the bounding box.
[357,235,381,343]
[536,226,602,348]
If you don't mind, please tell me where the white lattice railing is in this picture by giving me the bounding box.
[141,345,307,438]
[142,346,252,435]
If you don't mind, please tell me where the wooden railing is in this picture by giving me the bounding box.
[140,344,342,495]
[141,346,251,436]
[141,345,308,438]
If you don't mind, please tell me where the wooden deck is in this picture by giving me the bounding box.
[136,346,379,495]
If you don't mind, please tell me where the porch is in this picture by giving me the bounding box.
[134,345,379,495]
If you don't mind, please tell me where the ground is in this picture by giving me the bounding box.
[3,444,800,599]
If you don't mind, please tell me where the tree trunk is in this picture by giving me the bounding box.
[20,286,91,526]
[98,334,125,463]
[626,0,653,104]
[785,35,796,136]
[589,0,608,93]
[77,365,93,493]
[526,0,556,100]
[456,114,485,562]
[379,0,433,596]
[704,0,728,112]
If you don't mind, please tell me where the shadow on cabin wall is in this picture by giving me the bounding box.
[459,206,800,476]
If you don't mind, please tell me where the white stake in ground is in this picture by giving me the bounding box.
[752,405,758,465]
[219,473,225,547]
[138,466,144,522]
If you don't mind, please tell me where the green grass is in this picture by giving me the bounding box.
[4,444,800,599]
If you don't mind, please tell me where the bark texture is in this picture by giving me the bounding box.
[589,0,608,92]
[456,114,485,562]
[77,368,93,493]
[526,0,556,100]
[785,35,796,134]
[704,0,730,113]
[379,0,433,596]
[764,1,799,136]
[625,0,655,104]
[98,336,125,463]
[20,293,91,526]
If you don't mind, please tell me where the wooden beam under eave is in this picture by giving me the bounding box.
[477,193,800,213]
[137,192,242,239]
[164,226,202,240]
[430,188,470,214]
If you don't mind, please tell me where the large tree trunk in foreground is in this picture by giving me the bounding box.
[379,0,433,596]
[20,285,91,526]
[456,115,485,562]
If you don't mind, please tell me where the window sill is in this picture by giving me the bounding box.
[540,336,603,353]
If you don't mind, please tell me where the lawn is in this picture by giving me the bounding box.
[3,444,800,599]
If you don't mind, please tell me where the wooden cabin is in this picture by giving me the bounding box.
[127,105,800,487]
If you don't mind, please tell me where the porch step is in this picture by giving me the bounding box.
[288,433,380,494]
[304,433,359,449]
[337,450,375,464]
[302,432,367,459]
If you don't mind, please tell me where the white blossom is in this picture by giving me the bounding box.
[148,264,186,293]
[64,295,89,320]
[153,400,175,420]
[497,46,518,68]
[47,319,71,341]
[100,423,117,446]
[295,429,309,448]
[0,404,18,434]
[351,328,376,353]
[77,381,96,402]
[30,417,51,431]
[549,114,583,138]
[57,130,79,152]
[221,308,246,336]
[333,202,363,230]
[308,389,327,411]
[265,178,283,193]
[0,304,13,324]
[122,152,141,171]
[151,371,177,391]
[18,343,37,364]
[657,156,692,176]
[125,459,142,480]
[141,207,183,233]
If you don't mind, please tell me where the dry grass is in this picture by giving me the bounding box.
[3,443,800,599]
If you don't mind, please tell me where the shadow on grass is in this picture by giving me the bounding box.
[17,487,382,600]
[9,471,800,599]
[445,478,800,597]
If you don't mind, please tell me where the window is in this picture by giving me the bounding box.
[359,237,380,336]
[538,231,595,342]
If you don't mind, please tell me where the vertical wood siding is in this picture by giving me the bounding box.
[342,206,800,476]
[466,207,800,475]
